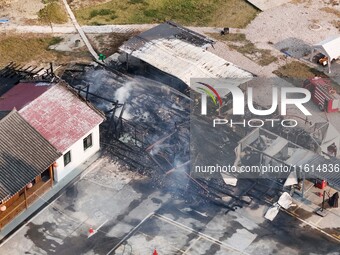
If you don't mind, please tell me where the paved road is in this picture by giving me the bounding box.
[0,156,338,255]
[0,23,240,35]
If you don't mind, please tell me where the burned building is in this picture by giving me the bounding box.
[118,21,253,92]
[237,128,340,193]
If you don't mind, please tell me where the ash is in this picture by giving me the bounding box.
[61,63,286,212]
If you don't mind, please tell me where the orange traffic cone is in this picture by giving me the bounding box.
[153,249,158,255]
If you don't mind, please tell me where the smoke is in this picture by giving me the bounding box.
[116,105,133,120]
[171,103,185,111]
[150,143,165,156]
[114,82,134,102]
[114,81,138,120]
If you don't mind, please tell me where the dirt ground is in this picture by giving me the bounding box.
[87,32,139,57]
[0,0,70,25]
[245,0,340,52]
[1,0,43,24]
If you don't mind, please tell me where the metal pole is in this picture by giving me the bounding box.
[86,84,90,101]
[322,190,326,211]
[301,170,305,198]
[126,53,129,71]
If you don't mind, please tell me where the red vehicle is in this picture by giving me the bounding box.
[303,77,340,112]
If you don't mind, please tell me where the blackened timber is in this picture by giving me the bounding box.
[110,150,147,169]
[73,85,123,105]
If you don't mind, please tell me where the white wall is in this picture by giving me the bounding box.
[53,124,100,182]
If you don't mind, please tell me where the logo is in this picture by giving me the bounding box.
[193,79,312,128]
[196,82,223,115]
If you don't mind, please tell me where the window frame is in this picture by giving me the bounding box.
[63,151,71,166]
[83,133,93,151]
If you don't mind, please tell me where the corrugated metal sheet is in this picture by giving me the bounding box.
[122,21,214,50]
[0,83,51,111]
[299,154,340,189]
[120,38,253,86]
[19,83,105,152]
[0,110,61,202]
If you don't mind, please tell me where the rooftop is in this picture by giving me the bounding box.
[19,82,105,152]
[0,82,51,111]
[0,110,61,202]
[121,21,214,50]
[120,37,253,87]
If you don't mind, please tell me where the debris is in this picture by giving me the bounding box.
[265,205,280,221]
[328,192,339,208]
[277,192,293,209]
[265,192,293,221]
[221,172,238,186]
[284,170,298,187]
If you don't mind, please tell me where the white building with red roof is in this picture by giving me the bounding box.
[0,81,105,182]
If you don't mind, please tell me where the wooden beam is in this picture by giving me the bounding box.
[24,187,28,209]
[49,165,53,188]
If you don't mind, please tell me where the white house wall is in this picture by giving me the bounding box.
[53,124,100,182]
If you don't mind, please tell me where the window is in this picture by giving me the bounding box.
[64,151,71,166]
[83,134,93,150]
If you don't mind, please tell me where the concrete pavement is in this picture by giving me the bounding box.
[0,155,339,255]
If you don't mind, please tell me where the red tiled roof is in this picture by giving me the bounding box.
[19,83,104,152]
[0,83,51,111]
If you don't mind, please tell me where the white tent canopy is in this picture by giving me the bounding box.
[310,35,340,73]
[312,122,340,157]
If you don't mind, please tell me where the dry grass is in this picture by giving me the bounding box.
[38,2,68,24]
[273,61,340,93]
[73,0,259,27]
[332,20,340,31]
[321,7,340,17]
[0,35,91,67]
[88,32,139,56]
[290,0,312,4]
[207,33,247,42]
[257,51,278,66]
[320,7,340,31]
[208,32,278,66]
[273,61,326,79]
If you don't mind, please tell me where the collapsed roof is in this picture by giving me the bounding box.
[312,122,340,157]
[239,128,340,189]
[119,21,253,87]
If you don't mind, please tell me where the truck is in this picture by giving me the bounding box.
[303,77,340,112]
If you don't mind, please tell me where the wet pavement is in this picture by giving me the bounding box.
[0,156,339,255]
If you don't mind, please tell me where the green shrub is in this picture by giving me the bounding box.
[48,37,64,46]
[89,9,114,18]
[110,14,118,20]
[38,2,68,24]
[129,0,145,3]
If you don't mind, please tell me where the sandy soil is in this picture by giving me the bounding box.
[245,0,340,58]
[0,0,72,25]
[0,0,44,24]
